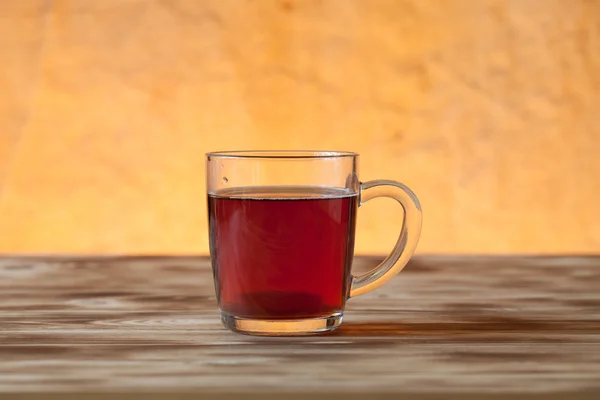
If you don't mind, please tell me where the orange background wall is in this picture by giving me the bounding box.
[1,0,599,255]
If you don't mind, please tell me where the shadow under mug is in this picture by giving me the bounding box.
[206,150,422,336]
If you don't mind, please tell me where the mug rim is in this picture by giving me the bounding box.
[206,150,359,159]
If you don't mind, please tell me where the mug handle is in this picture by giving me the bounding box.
[350,180,423,298]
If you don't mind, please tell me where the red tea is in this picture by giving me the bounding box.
[208,186,358,320]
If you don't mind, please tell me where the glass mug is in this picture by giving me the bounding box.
[206,151,422,335]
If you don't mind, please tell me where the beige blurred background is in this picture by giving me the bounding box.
[0,0,599,255]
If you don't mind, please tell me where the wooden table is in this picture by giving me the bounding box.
[1,256,599,399]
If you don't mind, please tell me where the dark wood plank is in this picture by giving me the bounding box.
[0,256,599,395]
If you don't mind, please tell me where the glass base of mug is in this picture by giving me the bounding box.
[220,311,343,336]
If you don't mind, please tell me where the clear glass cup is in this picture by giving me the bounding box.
[206,150,422,335]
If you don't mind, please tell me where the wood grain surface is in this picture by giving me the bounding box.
[0,256,599,397]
